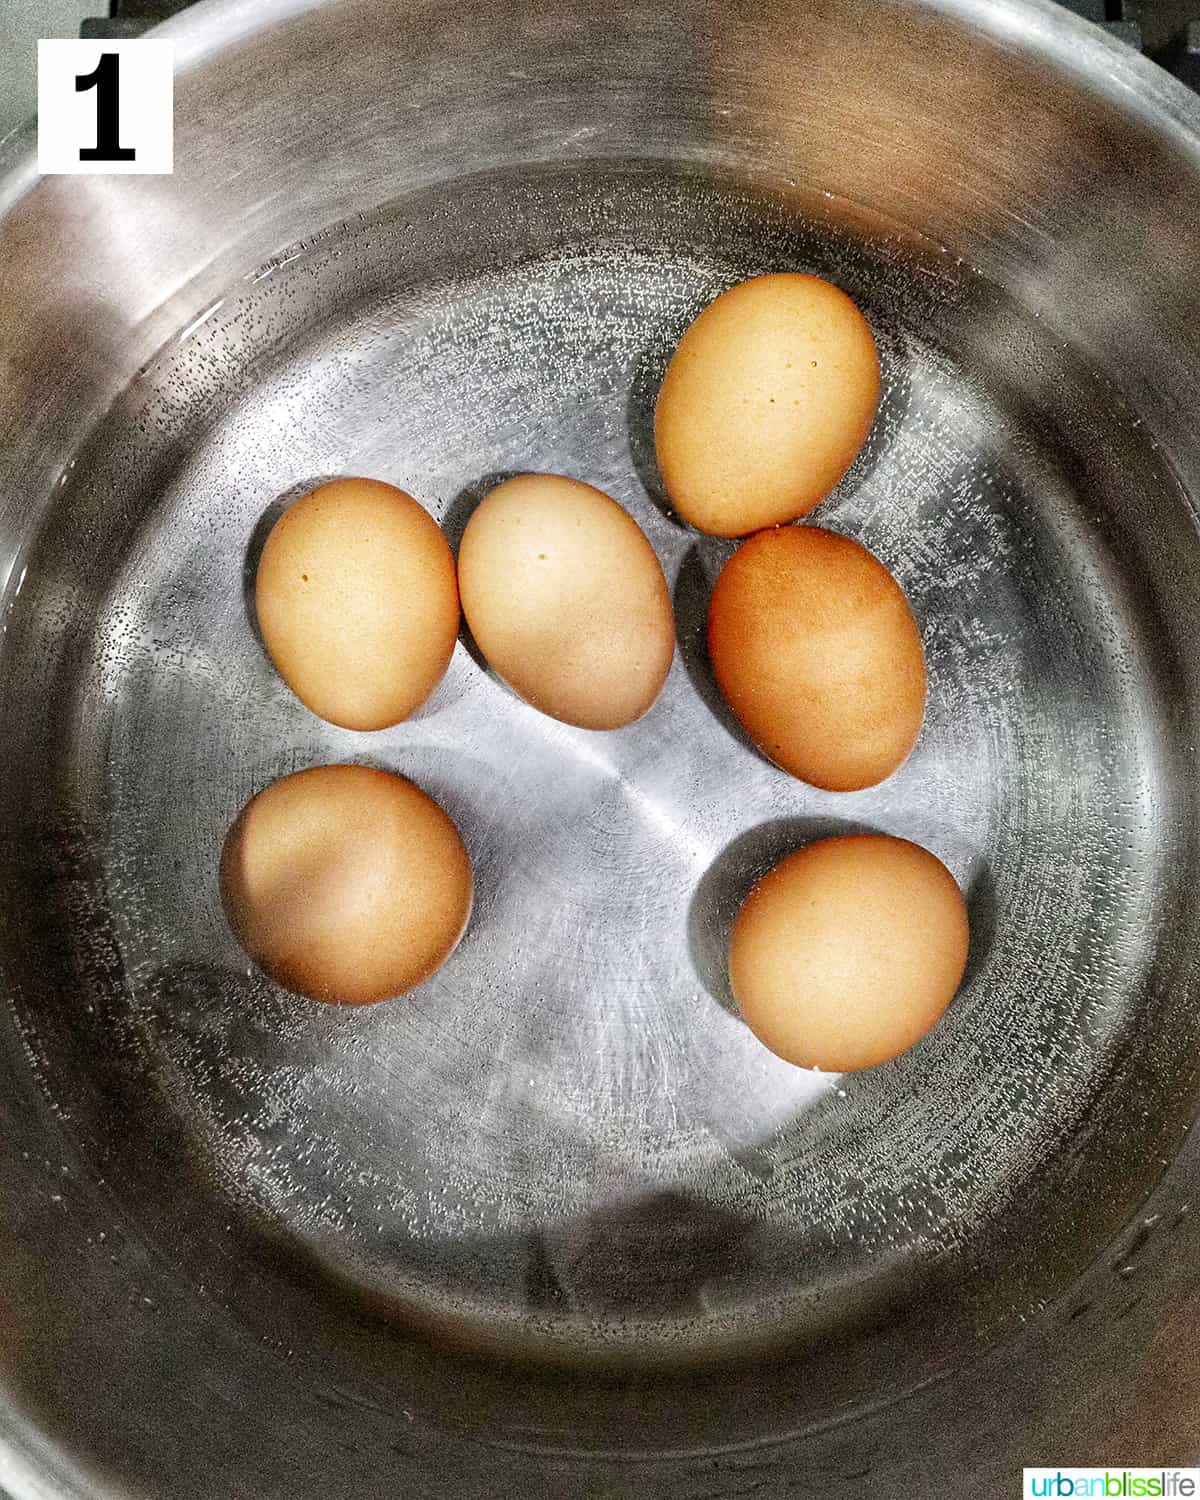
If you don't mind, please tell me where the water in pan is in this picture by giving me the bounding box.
[0,165,1185,1371]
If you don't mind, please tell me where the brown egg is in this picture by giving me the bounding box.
[457,474,674,730]
[707,526,926,792]
[654,273,881,537]
[221,764,472,1005]
[730,834,969,1071]
[255,478,459,731]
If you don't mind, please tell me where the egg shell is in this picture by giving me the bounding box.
[221,764,473,1005]
[707,525,926,792]
[255,478,459,731]
[730,834,969,1071]
[654,273,881,537]
[457,474,674,730]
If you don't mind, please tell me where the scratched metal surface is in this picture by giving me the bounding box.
[2,167,1174,1359]
[2,0,1200,1495]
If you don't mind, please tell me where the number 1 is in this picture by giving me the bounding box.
[76,53,135,162]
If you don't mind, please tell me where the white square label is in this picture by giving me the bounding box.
[38,39,173,175]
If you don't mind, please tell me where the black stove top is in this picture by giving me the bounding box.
[1058,0,1200,82]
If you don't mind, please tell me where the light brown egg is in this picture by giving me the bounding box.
[255,478,459,731]
[730,834,969,1071]
[707,525,925,792]
[221,764,472,1005]
[457,474,674,730]
[654,273,881,537]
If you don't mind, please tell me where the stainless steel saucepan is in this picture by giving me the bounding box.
[2,0,1199,1492]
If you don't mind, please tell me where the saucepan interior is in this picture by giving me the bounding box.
[0,0,1199,1492]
